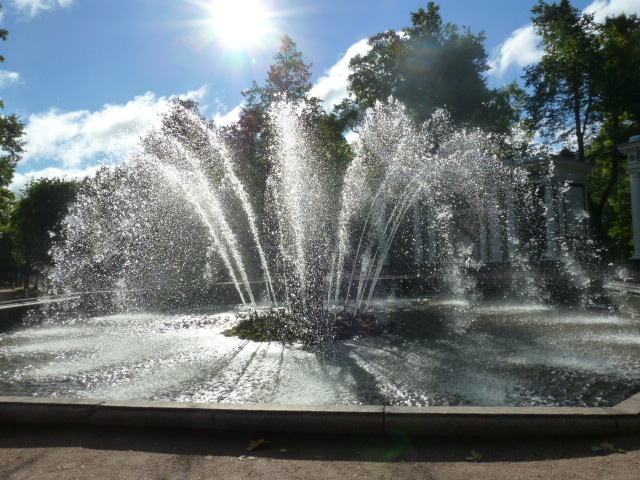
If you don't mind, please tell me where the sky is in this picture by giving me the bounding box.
[2,0,640,193]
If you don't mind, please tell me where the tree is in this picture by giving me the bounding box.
[141,98,215,167]
[339,2,516,135]
[587,14,640,254]
[0,2,25,204]
[12,178,80,287]
[0,113,24,187]
[222,35,352,203]
[220,36,314,201]
[523,0,599,163]
[0,4,26,283]
[244,35,314,106]
[524,1,640,255]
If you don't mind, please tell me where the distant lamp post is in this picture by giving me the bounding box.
[617,135,640,261]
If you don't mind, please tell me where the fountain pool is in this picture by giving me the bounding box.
[2,297,639,407]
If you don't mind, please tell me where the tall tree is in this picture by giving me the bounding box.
[524,1,640,255]
[0,3,26,282]
[222,35,352,203]
[0,113,25,196]
[587,14,640,256]
[221,36,313,199]
[0,1,25,214]
[523,0,599,163]
[339,2,516,135]
[244,34,314,106]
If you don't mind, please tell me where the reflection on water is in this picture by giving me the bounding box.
[1,299,639,407]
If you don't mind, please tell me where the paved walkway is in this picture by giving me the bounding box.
[1,423,640,479]
[0,287,30,303]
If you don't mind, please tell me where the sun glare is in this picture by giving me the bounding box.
[206,0,274,49]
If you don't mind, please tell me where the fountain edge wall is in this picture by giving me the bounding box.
[1,394,639,436]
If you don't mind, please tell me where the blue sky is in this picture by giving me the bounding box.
[2,0,639,192]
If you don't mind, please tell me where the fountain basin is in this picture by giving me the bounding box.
[2,297,639,409]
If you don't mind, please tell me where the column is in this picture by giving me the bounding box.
[479,213,489,263]
[412,203,424,266]
[505,187,517,260]
[629,158,640,259]
[556,183,567,240]
[617,136,640,261]
[543,183,558,260]
[426,204,438,263]
[488,191,502,262]
[380,227,391,266]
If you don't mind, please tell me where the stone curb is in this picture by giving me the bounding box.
[2,393,640,436]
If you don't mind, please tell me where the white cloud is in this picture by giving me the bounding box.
[0,70,20,88]
[10,164,101,194]
[309,38,371,111]
[585,0,640,21]
[488,25,542,78]
[13,0,74,17]
[23,91,175,168]
[214,103,243,126]
[180,84,210,103]
[15,85,238,192]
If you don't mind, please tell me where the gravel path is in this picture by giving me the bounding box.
[2,423,640,479]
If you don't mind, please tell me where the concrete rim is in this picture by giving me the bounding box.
[1,393,639,436]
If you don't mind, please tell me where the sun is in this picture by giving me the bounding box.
[205,0,275,49]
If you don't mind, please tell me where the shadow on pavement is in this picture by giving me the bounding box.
[1,423,639,464]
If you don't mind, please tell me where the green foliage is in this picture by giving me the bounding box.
[0,3,25,228]
[0,113,24,189]
[0,4,27,280]
[12,178,81,272]
[341,2,516,136]
[524,0,599,162]
[0,204,17,277]
[592,13,640,258]
[243,34,314,106]
[524,1,640,257]
[596,14,640,127]
[605,174,632,257]
[220,36,316,202]
[586,129,635,259]
[221,35,353,204]
[142,98,218,176]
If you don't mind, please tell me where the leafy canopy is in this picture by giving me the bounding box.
[340,2,516,134]
[12,178,81,269]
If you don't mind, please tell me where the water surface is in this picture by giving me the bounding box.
[1,298,639,407]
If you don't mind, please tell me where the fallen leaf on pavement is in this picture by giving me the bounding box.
[466,450,483,461]
[592,441,626,454]
[247,438,271,451]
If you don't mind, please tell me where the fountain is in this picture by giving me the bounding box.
[47,100,538,314]
[1,99,639,408]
